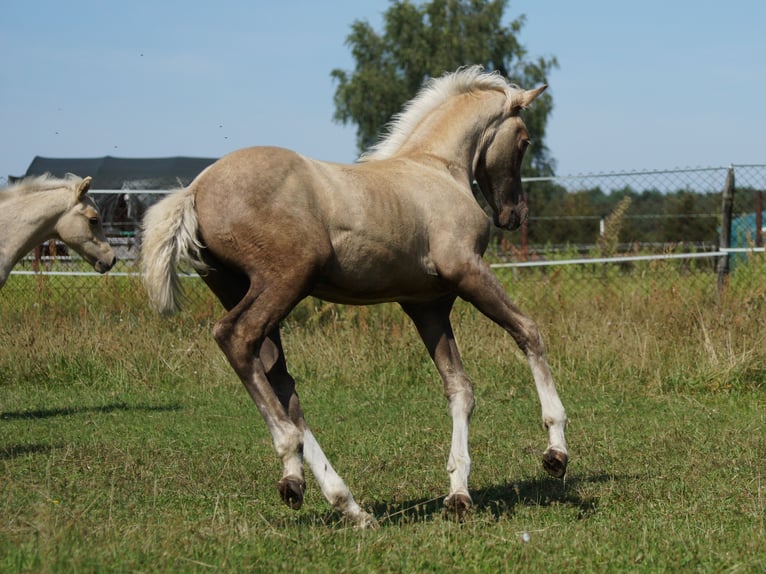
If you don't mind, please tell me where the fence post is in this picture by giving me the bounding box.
[520,191,529,261]
[755,190,763,247]
[716,165,735,292]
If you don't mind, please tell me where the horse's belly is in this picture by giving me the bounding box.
[311,284,446,305]
[312,260,446,305]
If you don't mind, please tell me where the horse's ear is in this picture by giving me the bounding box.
[513,84,548,110]
[77,176,93,198]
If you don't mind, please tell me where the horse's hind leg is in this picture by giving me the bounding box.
[210,282,310,508]
[211,281,373,524]
[259,330,307,508]
[199,265,307,505]
[303,429,376,527]
[402,299,474,517]
[263,327,376,527]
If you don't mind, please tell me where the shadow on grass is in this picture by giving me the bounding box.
[0,401,182,421]
[1,402,183,460]
[0,442,60,460]
[272,471,633,529]
[365,471,639,526]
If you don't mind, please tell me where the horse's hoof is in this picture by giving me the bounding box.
[542,449,568,478]
[444,491,473,519]
[277,476,306,510]
[353,511,379,530]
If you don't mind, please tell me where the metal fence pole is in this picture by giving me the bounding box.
[716,166,735,292]
[756,190,763,247]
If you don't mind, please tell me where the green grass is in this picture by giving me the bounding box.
[1,267,765,572]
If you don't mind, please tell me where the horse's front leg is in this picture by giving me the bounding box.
[401,299,474,516]
[526,345,568,477]
[449,257,569,478]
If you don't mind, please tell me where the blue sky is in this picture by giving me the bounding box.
[1,1,763,184]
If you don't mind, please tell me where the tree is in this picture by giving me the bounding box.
[331,0,558,176]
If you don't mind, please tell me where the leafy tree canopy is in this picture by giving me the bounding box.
[331,0,558,176]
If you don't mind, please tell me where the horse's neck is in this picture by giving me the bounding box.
[0,188,70,277]
[397,93,500,171]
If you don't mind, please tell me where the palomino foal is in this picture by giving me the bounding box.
[0,174,115,288]
[141,66,568,527]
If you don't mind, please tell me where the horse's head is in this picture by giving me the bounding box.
[472,84,547,231]
[56,176,116,273]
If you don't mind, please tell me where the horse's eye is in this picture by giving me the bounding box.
[89,217,99,226]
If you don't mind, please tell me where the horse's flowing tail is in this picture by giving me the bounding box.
[140,185,207,315]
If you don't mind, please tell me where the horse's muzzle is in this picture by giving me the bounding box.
[495,203,528,231]
[95,255,117,274]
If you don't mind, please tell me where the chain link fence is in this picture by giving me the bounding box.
[3,165,765,317]
[483,164,764,307]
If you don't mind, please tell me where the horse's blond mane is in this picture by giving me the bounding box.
[2,173,83,196]
[359,65,521,162]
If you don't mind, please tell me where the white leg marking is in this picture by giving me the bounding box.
[303,429,376,527]
[272,424,304,481]
[238,357,306,485]
[446,390,472,499]
[529,354,568,455]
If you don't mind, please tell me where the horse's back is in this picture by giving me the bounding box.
[192,146,336,277]
[193,146,319,219]
[189,145,491,305]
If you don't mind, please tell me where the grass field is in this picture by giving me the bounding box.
[1,266,764,573]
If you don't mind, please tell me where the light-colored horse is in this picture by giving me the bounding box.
[0,174,116,288]
[140,66,568,527]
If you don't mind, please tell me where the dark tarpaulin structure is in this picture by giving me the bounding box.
[13,155,217,189]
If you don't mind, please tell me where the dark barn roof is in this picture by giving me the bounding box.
[16,155,218,189]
